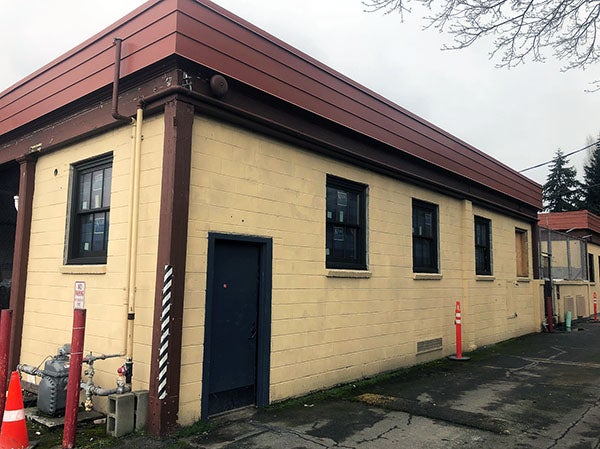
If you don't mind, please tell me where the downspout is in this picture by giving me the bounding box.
[111,36,139,375]
[544,216,555,327]
[112,38,135,124]
[125,107,143,365]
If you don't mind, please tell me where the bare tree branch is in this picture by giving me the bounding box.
[363,0,600,70]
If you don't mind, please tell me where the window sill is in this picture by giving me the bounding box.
[60,265,107,275]
[476,275,495,282]
[516,277,531,283]
[326,270,372,279]
[413,273,442,280]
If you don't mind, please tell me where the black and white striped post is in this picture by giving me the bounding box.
[158,264,173,400]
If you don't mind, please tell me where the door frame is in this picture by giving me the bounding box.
[201,233,272,419]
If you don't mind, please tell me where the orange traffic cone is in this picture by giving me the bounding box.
[0,371,29,449]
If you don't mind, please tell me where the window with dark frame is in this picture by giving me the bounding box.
[325,175,367,270]
[67,154,113,264]
[474,216,492,275]
[412,199,439,273]
[589,253,596,283]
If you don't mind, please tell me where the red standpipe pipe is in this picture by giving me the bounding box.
[62,308,86,449]
[0,309,13,420]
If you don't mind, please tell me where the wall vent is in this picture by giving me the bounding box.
[417,337,443,354]
[565,295,575,319]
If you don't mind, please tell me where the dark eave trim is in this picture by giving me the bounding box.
[0,60,539,222]
[0,65,181,165]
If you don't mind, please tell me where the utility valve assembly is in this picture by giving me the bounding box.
[18,344,71,415]
[17,344,133,416]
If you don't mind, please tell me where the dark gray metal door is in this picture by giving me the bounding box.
[207,239,260,415]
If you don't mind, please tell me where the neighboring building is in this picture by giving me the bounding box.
[0,0,543,435]
[538,211,600,322]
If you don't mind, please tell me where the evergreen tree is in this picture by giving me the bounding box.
[581,140,600,215]
[543,150,581,212]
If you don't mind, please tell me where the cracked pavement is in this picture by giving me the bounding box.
[111,321,600,449]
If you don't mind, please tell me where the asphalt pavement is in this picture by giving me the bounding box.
[181,320,600,449]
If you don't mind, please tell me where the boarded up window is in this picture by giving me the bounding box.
[515,228,528,277]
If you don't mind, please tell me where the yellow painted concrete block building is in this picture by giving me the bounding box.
[0,0,543,435]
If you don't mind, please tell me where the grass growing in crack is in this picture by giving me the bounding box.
[30,420,115,449]
[28,415,215,449]
[176,418,217,438]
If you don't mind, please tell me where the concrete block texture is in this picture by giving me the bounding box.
[107,392,135,437]
[134,390,149,431]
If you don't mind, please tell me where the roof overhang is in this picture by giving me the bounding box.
[0,0,543,214]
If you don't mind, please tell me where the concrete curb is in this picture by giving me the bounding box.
[354,393,515,435]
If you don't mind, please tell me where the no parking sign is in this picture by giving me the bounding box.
[74,281,85,309]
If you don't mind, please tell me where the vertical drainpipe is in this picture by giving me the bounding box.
[125,108,143,363]
[112,38,135,124]
[460,199,473,350]
[543,216,555,325]
[530,220,541,325]
[567,236,572,279]
[111,37,139,370]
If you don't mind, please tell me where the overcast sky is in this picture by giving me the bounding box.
[1,0,598,186]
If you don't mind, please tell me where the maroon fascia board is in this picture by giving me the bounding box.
[539,211,600,235]
[174,0,541,208]
[0,0,178,133]
[0,0,542,209]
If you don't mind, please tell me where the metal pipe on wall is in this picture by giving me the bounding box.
[111,36,141,368]
[112,38,134,124]
[124,107,143,363]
